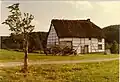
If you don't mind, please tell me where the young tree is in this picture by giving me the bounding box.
[110,40,118,54]
[2,3,35,74]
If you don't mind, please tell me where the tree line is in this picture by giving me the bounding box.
[103,25,119,54]
[1,32,48,53]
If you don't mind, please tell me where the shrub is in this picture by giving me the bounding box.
[45,48,52,54]
[62,46,77,56]
[110,40,118,54]
[105,42,112,49]
[51,45,62,55]
[50,45,77,56]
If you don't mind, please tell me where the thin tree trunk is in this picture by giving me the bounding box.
[23,39,28,73]
[22,28,28,77]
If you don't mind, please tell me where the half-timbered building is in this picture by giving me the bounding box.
[47,19,105,54]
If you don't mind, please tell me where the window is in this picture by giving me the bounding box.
[98,38,102,42]
[98,44,102,50]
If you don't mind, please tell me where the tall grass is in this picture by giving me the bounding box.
[0,60,118,82]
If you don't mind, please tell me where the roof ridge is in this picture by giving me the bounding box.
[52,19,88,21]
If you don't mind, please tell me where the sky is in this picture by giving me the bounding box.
[0,0,120,36]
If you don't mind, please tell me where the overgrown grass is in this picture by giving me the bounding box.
[0,60,118,82]
[0,49,119,62]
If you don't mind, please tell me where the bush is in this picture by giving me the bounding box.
[62,46,76,56]
[110,40,118,54]
[45,48,52,54]
[105,42,112,49]
[51,45,62,55]
[50,45,77,56]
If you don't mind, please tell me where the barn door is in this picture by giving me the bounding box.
[84,45,89,54]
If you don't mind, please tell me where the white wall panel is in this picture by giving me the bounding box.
[47,25,59,48]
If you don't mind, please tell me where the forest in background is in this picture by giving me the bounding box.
[102,25,119,53]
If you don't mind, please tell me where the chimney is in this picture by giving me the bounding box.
[87,18,90,21]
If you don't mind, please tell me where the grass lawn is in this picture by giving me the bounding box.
[0,60,118,82]
[0,49,119,62]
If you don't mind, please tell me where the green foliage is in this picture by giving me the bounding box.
[62,46,77,56]
[51,45,62,55]
[28,32,47,52]
[2,3,35,54]
[105,42,112,49]
[2,3,35,52]
[103,25,120,54]
[1,32,48,52]
[0,60,118,82]
[110,41,118,54]
[103,25,119,43]
[2,3,35,35]
[50,46,77,56]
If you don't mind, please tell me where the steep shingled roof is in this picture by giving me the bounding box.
[50,19,105,38]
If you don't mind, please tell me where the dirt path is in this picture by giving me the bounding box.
[0,58,118,67]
